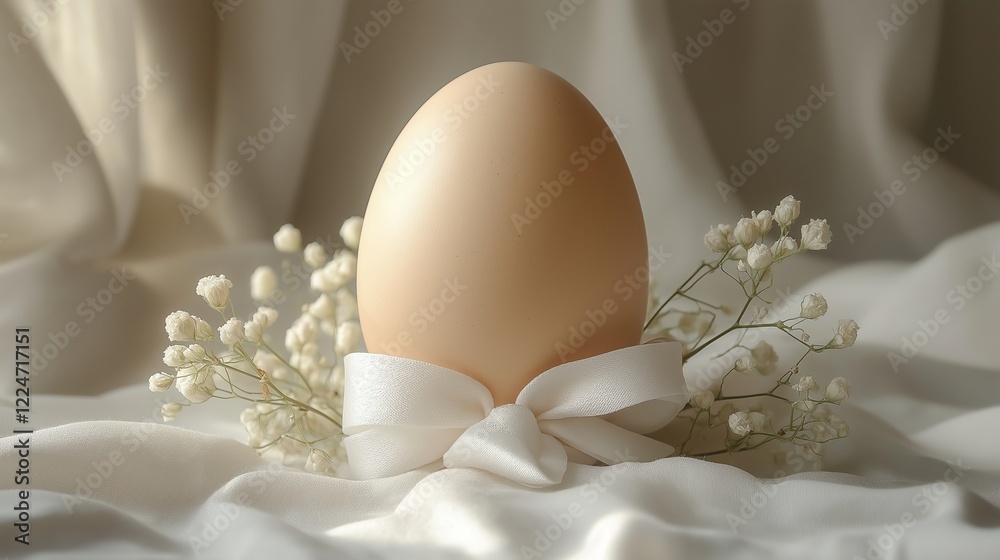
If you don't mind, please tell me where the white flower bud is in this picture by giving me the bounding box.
[811,422,834,439]
[335,321,363,355]
[735,356,756,372]
[829,415,850,437]
[308,294,337,320]
[728,411,752,437]
[184,344,208,363]
[161,402,183,422]
[750,342,778,375]
[253,306,279,328]
[689,390,715,410]
[704,225,731,253]
[734,218,759,247]
[752,210,773,235]
[737,260,747,272]
[273,224,302,253]
[830,319,860,349]
[771,236,798,259]
[793,375,817,392]
[310,251,357,293]
[176,366,216,404]
[774,195,800,226]
[195,275,233,310]
[148,372,174,392]
[800,219,832,251]
[194,316,213,340]
[165,311,199,342]
[244,320,263,343]
[163,345,187,368]
[305,449,335,474]
[336,288,359,324]
[250,266,279,302]
[824,377,850,403]
[303,242,328,269]
[340,216,364,250]
[746,244,773,271]
[219,318,245,346]
[799,293,828,319]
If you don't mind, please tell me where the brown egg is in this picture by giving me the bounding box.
[357,62,648,405]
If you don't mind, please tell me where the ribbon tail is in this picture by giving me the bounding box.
[540,417,675,465]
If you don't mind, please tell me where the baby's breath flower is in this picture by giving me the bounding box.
[311,251,357,293]
[177,366,217,403]
[771,236,798,259]
[677,313,710,336]
[824,377,850,403]
[750,342,778,375]
[799,293,828,319]
[219,318,245,346]
[335,321,363,355]
[811,422,834,440]
[728,411,753,437]
[183,343,208,363]
[253,306,279,328]
[303,242,328,269]
[163,345,187,368]
[792,376,817,392]
[735,356,756,372]
[250,266,278,302]
[165,311,200,342]
[752,210,773,234]
[196,275,233,310]
[308,294,337,320]
[340,216,364,250]
[774,195,800,226]
[734,218,759,247]
[305,449,335,474]
[800,219,832,251]
[244,320,263,343]
[161,402,183,422]
[746,243,773,271]
[336,288,359,323]
[830,319,860,349]
[273,224,302,253]
[194,317,213,339]
[704,225,731,253]
[829,415,850,437]
[148,372,174,392]
[690,390,715,410]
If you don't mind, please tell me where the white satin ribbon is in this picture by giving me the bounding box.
[342,341,687,487]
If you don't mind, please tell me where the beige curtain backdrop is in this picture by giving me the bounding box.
[1,1,998,558]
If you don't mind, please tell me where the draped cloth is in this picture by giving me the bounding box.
[0,1,999,558]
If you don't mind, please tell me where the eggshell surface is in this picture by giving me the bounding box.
[357,61,648,405]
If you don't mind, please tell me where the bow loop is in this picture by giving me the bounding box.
[343,341,687,487]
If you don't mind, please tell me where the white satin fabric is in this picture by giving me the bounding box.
[1,0,1000,558]
[343,342,686,487]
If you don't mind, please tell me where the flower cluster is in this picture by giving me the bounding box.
[647,196,857,469]
[149,218,364,475]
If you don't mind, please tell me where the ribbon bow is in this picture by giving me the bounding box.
[343,341,687,487]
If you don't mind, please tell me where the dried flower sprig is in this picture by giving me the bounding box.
[150,218,364,475]
[647,196,858,469]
